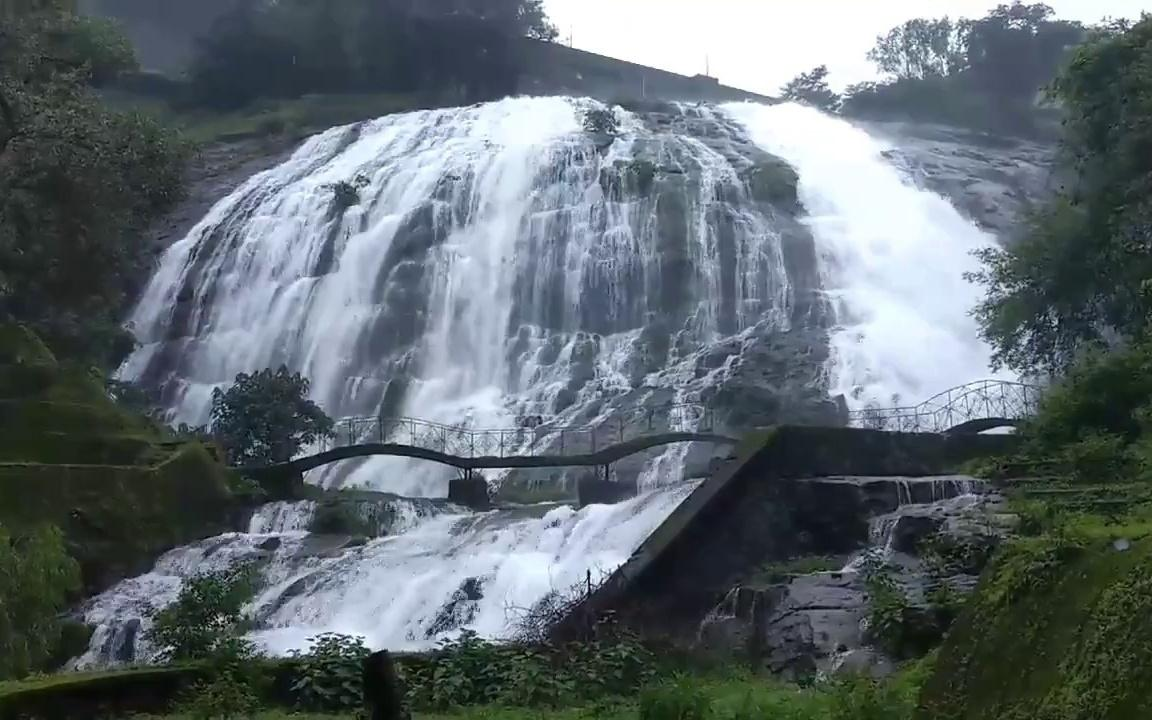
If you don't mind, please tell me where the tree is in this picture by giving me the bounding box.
[867,17,970,80]
[779,65,841,112]
[209,366,334,466]
[185,0,558,110]
[148,565,258,663]
[965,2,1085,105]
[969,16,1152,373]
[0,8,188,368]
[0,524,81,680]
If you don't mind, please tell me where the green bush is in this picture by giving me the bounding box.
[147,565,259,663]
[639,676,712,720]
[860,551,945,660]
[583,108,619,135]
[0,523,81,680]
[174,670,261,720]
[309,502,374,536]
[404,629,655,711]
[289,633,370,713]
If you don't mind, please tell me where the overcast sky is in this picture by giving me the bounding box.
[543,1,1148,94]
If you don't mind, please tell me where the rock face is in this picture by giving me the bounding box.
[696,478,1013,678]
[862,120,1055,242]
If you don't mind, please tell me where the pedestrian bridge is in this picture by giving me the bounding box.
[846,379,1042,434]
[239,380,1043,482]
[240,403,738,480]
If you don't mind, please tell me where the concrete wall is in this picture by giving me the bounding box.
[519,40,776,104]
[561,426,1017,638]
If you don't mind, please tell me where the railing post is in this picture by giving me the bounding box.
[500,431,505,459]
[470,431,475,458]
[377,418,383,444]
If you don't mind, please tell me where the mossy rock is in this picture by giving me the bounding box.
[309,500,376,536]
[0,443,240,593]
[0,323,56,368]
[742,156,801,211]
[918,535,1152,720]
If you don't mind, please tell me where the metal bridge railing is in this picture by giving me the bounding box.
[847,379,1042,434]
[315,403,713,459]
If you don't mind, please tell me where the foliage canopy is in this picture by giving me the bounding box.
[0,523,81,680]
[209,366,334,466]
[0,8,189,368]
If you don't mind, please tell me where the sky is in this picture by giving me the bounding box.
[543,0,1148,94]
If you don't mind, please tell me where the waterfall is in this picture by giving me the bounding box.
[78,97,1008,664]
[724,102,1004,409]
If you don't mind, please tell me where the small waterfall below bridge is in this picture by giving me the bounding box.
[78,97,1003,664]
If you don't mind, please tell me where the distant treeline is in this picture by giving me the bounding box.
[781,1,1129,138]
[176,0,558,109]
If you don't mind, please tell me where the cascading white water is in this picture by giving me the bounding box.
[80,97,1011,665]
[74,483,696,667]
[725,102,1004,409]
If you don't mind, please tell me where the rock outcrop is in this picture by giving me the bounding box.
[697,478,1012,678]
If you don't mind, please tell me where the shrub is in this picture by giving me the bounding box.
[148,565,259,663]
[290,633,371,713]
[639,676,713,720]
[174,670,261,720]
[827,674,916,720]
[1062,431,1132,483]
[309,502,374,536]
[859,551,944,659]
[583,108,619,135]
[403,629,656,711]
[0,524,82,680]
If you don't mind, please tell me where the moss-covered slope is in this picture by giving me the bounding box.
[0,324,245,593]
[918,532,1152,720]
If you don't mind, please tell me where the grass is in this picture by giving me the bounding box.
[748,555,845,585]
[103,671,922,720]
[104,90,426,144]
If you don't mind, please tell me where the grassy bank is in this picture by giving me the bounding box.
[104,90,427,144]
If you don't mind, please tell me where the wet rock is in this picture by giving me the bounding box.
[257,537,282,552]
[741,157,801,212]
[427,577,486,636]
[832,648,897,679]
[890,514,944,554]
[862,121,1055,240]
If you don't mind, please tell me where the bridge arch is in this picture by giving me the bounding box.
[848,379,1041,434]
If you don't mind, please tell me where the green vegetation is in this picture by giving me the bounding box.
[780,65,841,112]
[781,2,1112,138]
[208,366,334,466]
[0,5,190,369]
[0,524,81,680]
[749,555,842,584]
[108,91,427,144]
[149,566,258,664]
[0,324,243,597]
[183,0,557,112]
[970,16,1152,373]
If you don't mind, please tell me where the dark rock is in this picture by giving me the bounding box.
[741,157,801,212]
[448,473,491,510]
[427,577,486,636]
[577,470,637,507]
[257,537,282,552]
[890,514,944,554]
